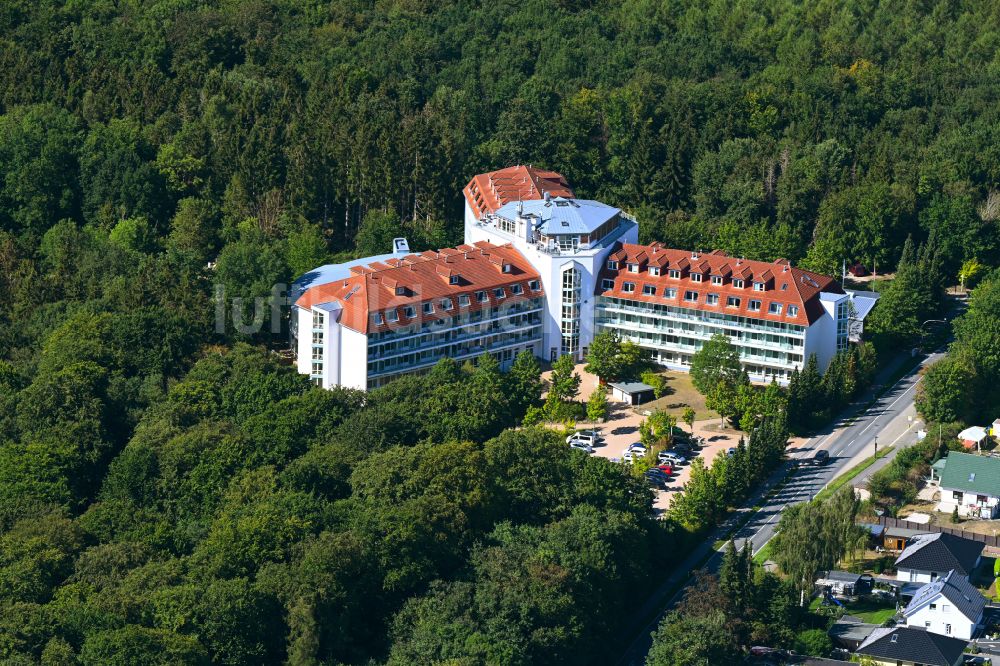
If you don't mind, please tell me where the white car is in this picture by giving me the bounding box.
[568,440,595,454]
[659,451,686,465]
[622,450,639,463]
[566,430,603,447]
[627,443,648,455]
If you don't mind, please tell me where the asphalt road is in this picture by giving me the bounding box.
[615,350,943,666]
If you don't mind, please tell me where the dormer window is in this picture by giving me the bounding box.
[753,282,765,292]
[733,278,744,289]
[449,275,460,285]
[607,260,618,270]
[622,282,635,293]
[642,284,656,296]
[768,303,782,315]
[423,302,434,315]
[502,263,512,273]
[707,294,719,305]
[668,269,681,279]
[711,275,723,285]
[684,290,698,302]
[602,278,614,290]
[787,305,798,317]
[528,280,541,291]
[691,273,702,283]
[664,288,677,299]
[649,266,660,276]
[628,263,639,273]
[748,299,761,312]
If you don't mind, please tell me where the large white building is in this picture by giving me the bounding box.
[291,166,878,390]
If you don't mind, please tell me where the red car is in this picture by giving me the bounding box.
[656,464,673,475]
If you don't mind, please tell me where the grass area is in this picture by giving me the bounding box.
[813,445,895,502]
[753,541,774,564]
[842,598,898,624]
[639,371,714,421]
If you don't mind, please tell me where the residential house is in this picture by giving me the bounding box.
[883,526,933,552]
[855,626,968,666]
[902,570,986,640]
[957,426,989,450]
[933,451,1000,518]
[894,532,984,584]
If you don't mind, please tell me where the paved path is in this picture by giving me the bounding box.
[613,350,943,666]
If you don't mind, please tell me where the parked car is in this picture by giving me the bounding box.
[726,447,737,457]
[655,464,673,475]
[627,442,648,455]
[566,430,604,447]
[568,440,594,454]
[622,451,639,463]
[644,470,668,488]
[813,449,830,465]
[659,451,686,465]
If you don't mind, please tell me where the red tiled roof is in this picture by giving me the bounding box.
[462,166,575,218]
[596,243,843,325]
[296,242,544,334]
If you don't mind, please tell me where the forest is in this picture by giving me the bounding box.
[2,0,1000,663]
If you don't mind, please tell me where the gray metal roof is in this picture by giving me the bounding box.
[818,570,865,584]
[903,569,986,623]
[291,250,411,303]
[608,381,655,395]
[494,197,620,236]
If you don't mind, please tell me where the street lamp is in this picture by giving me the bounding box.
[873,435,878,461]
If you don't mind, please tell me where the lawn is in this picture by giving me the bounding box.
[841,598,897,624]
[639,371,714,421]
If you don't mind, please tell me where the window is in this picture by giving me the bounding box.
[312,331,323,344]
[494,287,506,300]
[423,302,434,315]
[312,310,324,327]
[711,275,723,285]
[668,269,681,279]
[753,281,765,291]
[733,278,744,289]
[602,279,615,290]
[622,282,635,293]
[650,266,660,276]
[395,286,406,296]
[924,622,931,629]
[642,284,656,296]
[930,603,937,610]
[691,273,703,283]
[476,290,488,303]
[768,303,782,315]
[529,280,541,291]
[373,312,384,325]
[945,624,952,635]
[502,263,512,273]
[727,296,741,308]
[953,490,963,501]
[942,604,950,612]
[449,274,460,285]
[511,284,523,295]
[706,294,719,305]
[787,305,799,317]
[312,362,323,375]
[628,263,639,273]
[403,305,416,319]
[386,309,399,322]
[311,348,323,360]
[607,260,618,270]
[458,294,471,307]
[441,298,454,310]
[664,288,677,299]
[748,299,761,312]
[684,290,698,302]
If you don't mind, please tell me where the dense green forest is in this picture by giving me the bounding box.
[2,0,1000,663]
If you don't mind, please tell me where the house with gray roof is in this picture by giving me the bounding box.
[856,626,967,666]
[902,569,986,640]
[894,532,984,584]
[932,451,1000,518]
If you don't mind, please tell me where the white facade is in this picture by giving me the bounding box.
[904,597,980,640]
[464,198,638,362]
[897,568,942,585]
[939,488,1000,519]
